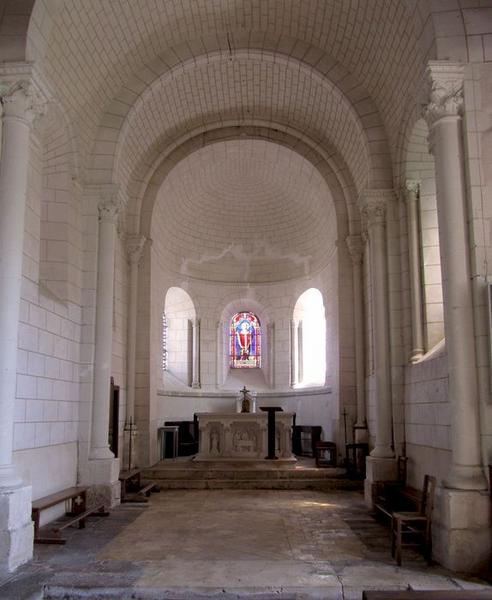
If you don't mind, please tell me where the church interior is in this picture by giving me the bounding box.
[1,0,492,597]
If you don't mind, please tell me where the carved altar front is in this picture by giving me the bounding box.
[195,412,295,462]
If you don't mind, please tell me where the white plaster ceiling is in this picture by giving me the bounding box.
[151,139,337,283]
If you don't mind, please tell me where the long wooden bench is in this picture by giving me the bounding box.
[363,592,492,599]
[32,486,109,544]
[119,469,160,503]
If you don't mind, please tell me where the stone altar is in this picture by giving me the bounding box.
[195,412,295,462]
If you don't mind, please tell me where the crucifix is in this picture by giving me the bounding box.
[240,385,251,413]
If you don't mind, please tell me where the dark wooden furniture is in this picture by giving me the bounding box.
[391,474,436,566]
[373,456,409,518]
[109,377,119,458]
[119,469,159,503]
[315,441,337,467]
[32,486,108,544]
[260,406,283,459]
[292,425,322,457]
[345,441,369,478]
[363,592,492,599]
[164,420,199,456]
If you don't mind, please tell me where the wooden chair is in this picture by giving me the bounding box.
[391,474,436,566]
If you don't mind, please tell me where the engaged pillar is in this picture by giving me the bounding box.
[125,234,146,469]
[361,191,397,503]
[87,188,121,506]
[423,62,488,572]
[346,235,367,438]
[404,180,425,362]
[361,191,394,459]
[191,318,201,388]
[0,66,46,571]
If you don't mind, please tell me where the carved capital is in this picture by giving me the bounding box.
[346,235,363,265]
[0,78,48,124]
[404,180,420,201]
[359,189,394,227]
[98,200,120,224]
[126,234,147,266]
[423,62,465,127]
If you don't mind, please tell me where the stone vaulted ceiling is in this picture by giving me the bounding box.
[152,139,337,283]
[25,0,432,191]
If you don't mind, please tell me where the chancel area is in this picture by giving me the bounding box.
[1,1,492,595]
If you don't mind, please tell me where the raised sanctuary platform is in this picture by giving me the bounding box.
[195,411,295,463]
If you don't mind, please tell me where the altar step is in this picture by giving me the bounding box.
[143,462,363,491]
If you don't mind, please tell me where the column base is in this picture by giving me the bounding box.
[0,485,33,573]
[364,456,398,507]
[433,488,491,573]
[191,382,201,389]
[81,456,120,508]
[443,464,487,491]
[369,444,394,459]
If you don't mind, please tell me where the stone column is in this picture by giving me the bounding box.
[346,235,367,438]
[88,192,121,505]
[290,319,298,387]
[267,322,275,388]
[191,318,201,388]
[0,70,46,571]
[216,321,223,387]
[422,62,488,572]
[124,234,146,469]
[404,180,425,362]
[361,191,394,460]
[297,321,303,384]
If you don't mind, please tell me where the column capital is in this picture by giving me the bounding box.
[404,180,420,199]
[359,189,394,227]
[98,200,121,224]
[126,234,147,266]
[422,62,465,127]
[88,184,121,224]
[0,64,48,124]
[346,235,363,265]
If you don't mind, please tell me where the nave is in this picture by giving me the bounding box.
[1,489,490,599]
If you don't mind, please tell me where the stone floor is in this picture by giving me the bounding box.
[1,489,491,599]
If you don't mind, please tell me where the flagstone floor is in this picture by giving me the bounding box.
[1,489,491,599]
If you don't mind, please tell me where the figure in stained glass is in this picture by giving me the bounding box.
[230,312,261,368]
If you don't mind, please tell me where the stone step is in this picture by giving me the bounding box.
[143,467,346,481]
[149,478,362,491]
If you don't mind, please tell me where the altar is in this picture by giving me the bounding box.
[194,412,296,462]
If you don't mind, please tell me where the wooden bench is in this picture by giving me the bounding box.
[119,469,159,503]
[363,592,492,599]
[32,486,109,544]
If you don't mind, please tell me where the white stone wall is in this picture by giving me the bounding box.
[14,134,82,500]
[404,350,450,488]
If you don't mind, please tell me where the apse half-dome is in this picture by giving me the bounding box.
[152,139,337,283]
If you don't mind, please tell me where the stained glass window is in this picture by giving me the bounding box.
[230,312,261,368]
[162,312,168,373]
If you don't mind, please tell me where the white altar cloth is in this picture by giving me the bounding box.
[195,412,295,461]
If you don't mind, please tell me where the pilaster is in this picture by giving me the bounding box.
[404,180,424,363]
[124,234,147,469]
[360,190,394,461]
[0,64,48,572]
[422,61,489,570]
[83,185,122,507]
[346,234,366,435]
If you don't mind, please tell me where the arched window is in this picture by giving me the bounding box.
[162,312,168,373]
[230,312,261,369]
[293,288,326,386]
